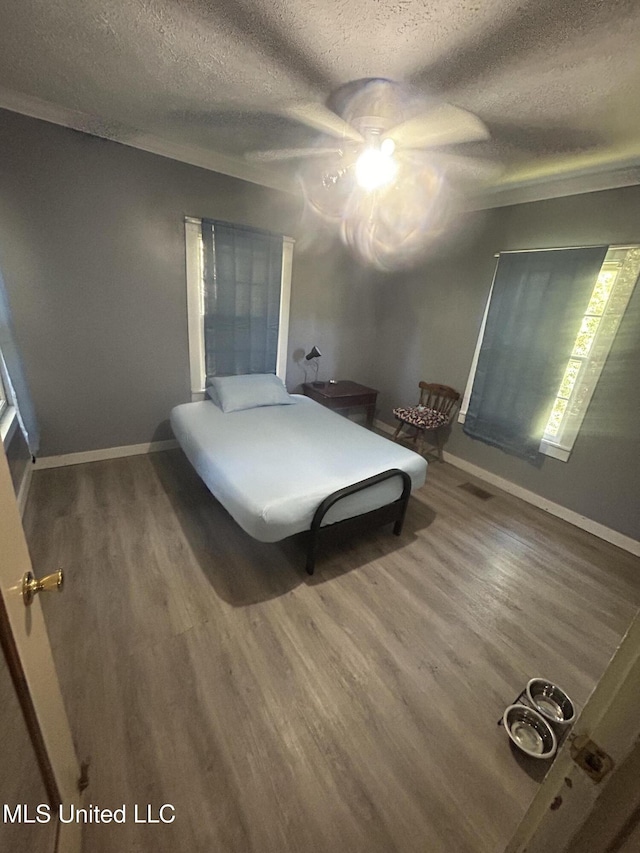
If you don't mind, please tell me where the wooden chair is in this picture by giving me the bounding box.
[392,382,461,461]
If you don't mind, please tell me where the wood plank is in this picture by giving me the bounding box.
[22,451,640,853]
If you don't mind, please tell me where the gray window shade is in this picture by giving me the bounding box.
[463,246,608,461]
[201,220,283,378]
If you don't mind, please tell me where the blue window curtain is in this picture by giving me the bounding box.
[0,265,40,457]
[201,220,283,378]
[463,246,608,461]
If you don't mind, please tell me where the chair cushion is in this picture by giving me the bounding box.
[393,406,448,430]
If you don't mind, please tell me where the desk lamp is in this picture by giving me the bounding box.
[305,346,323,387]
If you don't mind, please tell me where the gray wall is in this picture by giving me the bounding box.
[0,108,637,540]
[0,112,288,456]
[0,110,379,457]
[288,236,384,392]
[0,110,305,456]
[374,189,640,540]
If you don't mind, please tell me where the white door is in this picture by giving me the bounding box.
[0,441,82,853]
[504,607,640,852]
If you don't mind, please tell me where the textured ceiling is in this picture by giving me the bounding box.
[1,0,640,202]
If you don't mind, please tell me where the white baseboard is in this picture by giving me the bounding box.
[34,439,179,470]
[442,451,640,556]
[373,418,640,558]
[16,458,33,518]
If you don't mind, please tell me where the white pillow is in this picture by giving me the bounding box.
[205,383,221,407]
[209,373,294,413]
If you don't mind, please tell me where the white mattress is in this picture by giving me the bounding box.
[170,395,427,542]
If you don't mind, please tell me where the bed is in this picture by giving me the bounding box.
[170,375,427,574]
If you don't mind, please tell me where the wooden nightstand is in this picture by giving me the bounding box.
[302,380,379,428]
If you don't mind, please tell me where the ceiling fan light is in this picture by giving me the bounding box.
[355,148,398,191]
[380,137,395,156]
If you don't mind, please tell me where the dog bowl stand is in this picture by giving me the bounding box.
[498,688,572,750]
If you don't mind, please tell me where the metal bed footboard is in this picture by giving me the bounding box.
[305,468,412,575]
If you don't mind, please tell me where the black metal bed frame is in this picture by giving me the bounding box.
[304,468,412,575]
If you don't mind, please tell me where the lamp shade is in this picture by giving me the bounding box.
[305,346,322,360]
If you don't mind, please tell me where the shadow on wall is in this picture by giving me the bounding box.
[152,420,175,444]
[290,347,308,391]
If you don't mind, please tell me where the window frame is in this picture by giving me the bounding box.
[0,368,7,420]
[184,217,294,399]
[0,349,18,447]
[539,247,640,460]
[459,244,639,462]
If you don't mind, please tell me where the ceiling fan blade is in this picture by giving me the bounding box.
[245,146,343,162]
[385,104,490,149]
[282,102,364,143]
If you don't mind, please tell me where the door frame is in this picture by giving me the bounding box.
[504,607,640,852]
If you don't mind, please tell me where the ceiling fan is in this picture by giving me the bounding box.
[247,78,496,194]
[246,79,498,268]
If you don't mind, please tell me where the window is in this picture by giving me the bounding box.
[184,217,294,398]
[0,365,7,420]
[460,245,639,462]
[540,247,640,460]
[0,349,16,445]
[0,273,39,455]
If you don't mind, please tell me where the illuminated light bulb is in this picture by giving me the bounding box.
[380,137,395,156]
[355,146,398,191]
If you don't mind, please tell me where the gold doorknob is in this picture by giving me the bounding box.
[22,569,64,606]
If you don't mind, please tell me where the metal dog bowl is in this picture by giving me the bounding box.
[526,679,575,728]
[503,704,557,759]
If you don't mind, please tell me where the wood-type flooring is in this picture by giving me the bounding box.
[23,450,640,853]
